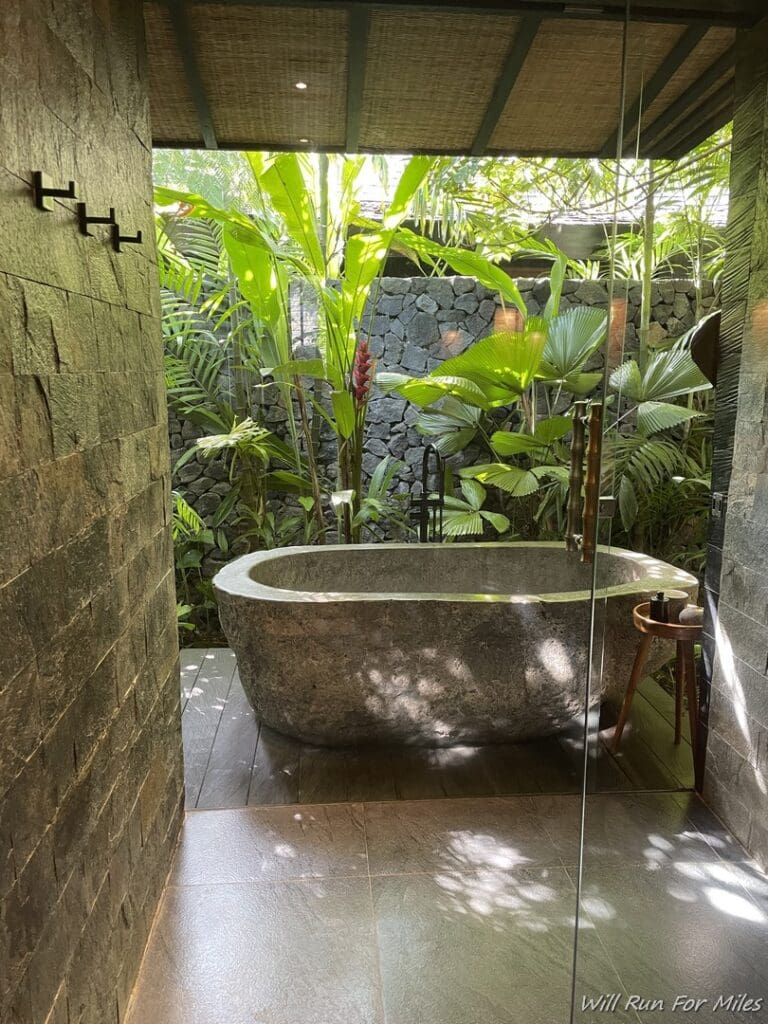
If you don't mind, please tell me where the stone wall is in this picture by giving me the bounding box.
[703,16,768,871]
[170,275,709,565]
[0,4,182,1023]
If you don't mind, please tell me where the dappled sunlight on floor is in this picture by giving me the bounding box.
[181,649,694,809]
[433,864,577,935]
[126,791,768,1024]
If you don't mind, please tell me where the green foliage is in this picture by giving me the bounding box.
[415,398,483,456]
[171,491,218,640]
[352,457,412,540]
[441,479,510,538]
[157,146,719,626]
[491,415,571,455]
[382,253,713,556]
[390,225,527,317]
[538,307,607,392]
[161,153,436,544]
[607,404,712,570]
[609,336,710,405]
[379,320,549,412]
[411,131,729,280]
[377,295,602,534]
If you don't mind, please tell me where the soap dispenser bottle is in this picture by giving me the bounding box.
[649,591,669,623]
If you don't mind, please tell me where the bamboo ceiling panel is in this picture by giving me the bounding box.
[358,10,518,152]
[145,2,752,156]
[190,4,348,148]
[634,27,736,148]
[490,20,684,155]
[145,2,202,143]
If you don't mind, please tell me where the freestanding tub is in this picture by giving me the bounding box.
[214,543,697,746]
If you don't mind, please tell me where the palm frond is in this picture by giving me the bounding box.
[539,306,607,381]
[459,462,540,497]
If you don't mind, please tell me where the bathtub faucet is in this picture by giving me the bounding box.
[566,403,610,564]
[410,444,445,542]
[565,401,587,554]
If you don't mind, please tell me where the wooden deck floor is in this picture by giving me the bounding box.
[180,648,694,810]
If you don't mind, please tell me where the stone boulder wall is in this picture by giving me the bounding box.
[169,276,712,570]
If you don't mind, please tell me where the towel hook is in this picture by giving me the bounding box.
[111,223,143,252]
[31,170,77,211]
[77,202,116,236]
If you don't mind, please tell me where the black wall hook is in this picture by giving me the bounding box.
[111,223,143,252]
[77,202,115,236]
[32,170,78,211]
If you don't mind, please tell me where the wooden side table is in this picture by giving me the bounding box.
[612,602,702,759]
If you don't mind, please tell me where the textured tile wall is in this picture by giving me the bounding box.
[704,16,768,870]
[0,2,183,1021]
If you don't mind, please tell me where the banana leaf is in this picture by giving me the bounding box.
[390,225,527,318]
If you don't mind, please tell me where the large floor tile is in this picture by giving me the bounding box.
[125,877,383,1024]
[170,804,368,885]
[575,860,768,1022]
[537,792,721,868]
[672,792,757,865]
[372,868,639,1024]
[364,797,563,876]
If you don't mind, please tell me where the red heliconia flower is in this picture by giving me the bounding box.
[353,339,375,409]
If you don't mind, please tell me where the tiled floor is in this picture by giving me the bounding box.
[125,792,768,1024]
[180,649,693,810]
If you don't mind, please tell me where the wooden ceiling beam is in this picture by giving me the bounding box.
[165,0,218,150]
[345,6,370,152]
[663,99,734,158]
[637,44,736,152]
[601,24,708,158]
[177,0,759,30]
[648,78,734,157]
[471,15,541,156]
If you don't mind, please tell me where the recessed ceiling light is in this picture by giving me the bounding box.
[295,81,308,90]
[299,137,309,143]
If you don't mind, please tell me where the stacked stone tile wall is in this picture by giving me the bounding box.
[1,3,182,1022]
[170,275,710,568]
[703,16,768,872]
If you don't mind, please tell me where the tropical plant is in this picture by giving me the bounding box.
[157,177,326,539]
[603,326,712,545]
[157,144,721,580]
[441,478,510,539]
[183,418,312,542]
[171,490,219,638]
[379,260,714,551]
[352,456,412,541]
[378,284,607,534]
[157,152,438,543]
[412,131,729,269]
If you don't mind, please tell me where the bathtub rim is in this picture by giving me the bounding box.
[212,541,697,605]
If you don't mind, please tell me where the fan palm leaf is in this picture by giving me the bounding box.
[538,306,607,382]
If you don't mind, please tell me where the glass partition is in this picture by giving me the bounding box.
[572,8,768,1023]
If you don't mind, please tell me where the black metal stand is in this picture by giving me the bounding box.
[409,444,445,542]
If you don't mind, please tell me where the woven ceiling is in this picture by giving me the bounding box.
[144,1,760,157]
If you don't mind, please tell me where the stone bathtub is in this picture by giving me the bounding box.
[214,542,697,746]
